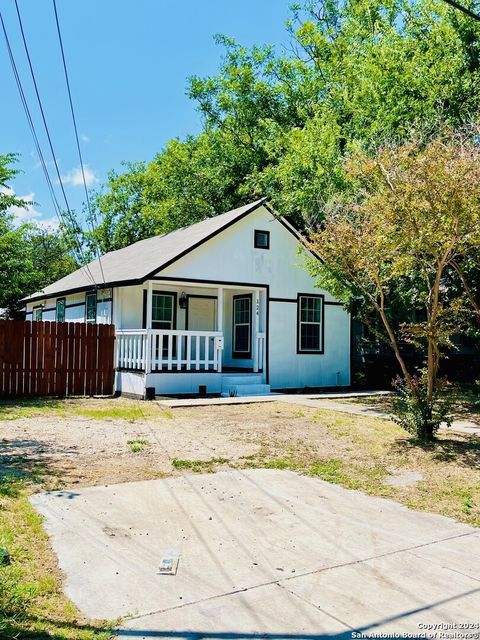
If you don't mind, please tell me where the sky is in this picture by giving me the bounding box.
[0,0,293,229]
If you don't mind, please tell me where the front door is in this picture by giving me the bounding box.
[186,296,217,362]
[186,296,217,331]
[232,294,252,359]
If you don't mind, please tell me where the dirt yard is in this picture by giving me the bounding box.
[0,399,330,487]
[1,395,479,639]
[1,396,479,526]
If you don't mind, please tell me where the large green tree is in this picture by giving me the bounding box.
[0,154,77,317]
[307,129,480,440]
[89,0,480,249]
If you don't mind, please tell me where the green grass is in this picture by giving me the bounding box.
[172,457,229,472]
[463,494,474,515]
[308,458,345,483]
[0,397,176,424]
[127,439,149,453]
[0,475,113,639]
[0,398,66,421]
[75,406,150,423]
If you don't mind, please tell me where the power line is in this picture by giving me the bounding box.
[0,13,61,218]
[13,0,97,287]
[0,10,96,288]
[440,0,480,21]
[51,0,107,288]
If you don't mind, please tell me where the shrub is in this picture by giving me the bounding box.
[391,372,453,441]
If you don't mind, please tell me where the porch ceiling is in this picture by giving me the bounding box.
[149,278,267,291]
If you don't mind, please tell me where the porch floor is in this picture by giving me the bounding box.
[117,366,263,374]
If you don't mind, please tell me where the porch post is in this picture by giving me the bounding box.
[145,281,153,375]
[217,287,223,331]
[217,287,223,372]
[252,289,260,372]
[113,287,122,329]
[146,281,153,330]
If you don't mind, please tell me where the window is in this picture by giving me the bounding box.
[233,295,252,358]
[56,298,66,322]
[297,295,323,353]
[33,306,43,321]
[152,293,175,329]
[85,292,97,322]
[254,230,270,249]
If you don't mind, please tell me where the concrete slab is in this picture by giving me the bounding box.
[280,396,389,418]
[385,470,424,487]
[30,469,480,637]
[118,583,350,638]
[157,394,280,408]
[156,390,389,409]
[407,532,480,582]
[281,551,480,635]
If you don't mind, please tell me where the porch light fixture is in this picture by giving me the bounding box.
[179,292,187,309]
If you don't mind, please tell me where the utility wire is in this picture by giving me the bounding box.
[1,13,61,218]
[440,0,480,21]
[0,10,96,287]
[51,0,107,288]
[13,0,97,287]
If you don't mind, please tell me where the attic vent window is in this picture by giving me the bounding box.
[254,230,270,249]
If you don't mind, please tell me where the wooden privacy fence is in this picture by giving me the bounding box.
[0,320,115,398]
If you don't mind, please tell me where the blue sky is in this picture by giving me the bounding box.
[1,0,293,228]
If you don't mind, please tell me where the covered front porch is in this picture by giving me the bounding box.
[113,279,268,397]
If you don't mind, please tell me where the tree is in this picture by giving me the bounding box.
[89,0,480,248]
[0,154,77,317]
[307,129,480,440]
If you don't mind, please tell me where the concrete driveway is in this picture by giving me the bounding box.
[31,469,480,638]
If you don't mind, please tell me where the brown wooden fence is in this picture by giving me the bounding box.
[0,320,115,398]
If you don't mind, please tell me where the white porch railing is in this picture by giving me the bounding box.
[116,329,223,373]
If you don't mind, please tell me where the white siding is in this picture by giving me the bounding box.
[25,204,350,391]
[159,206,336,300]
[25,290,112,324]
[157,205,350,389]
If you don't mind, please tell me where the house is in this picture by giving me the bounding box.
[23,198,350,397]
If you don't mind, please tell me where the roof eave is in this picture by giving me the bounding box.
[21,277,142,305]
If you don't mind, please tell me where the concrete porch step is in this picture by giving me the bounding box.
[221,383,271,397]
[221,374,263,386]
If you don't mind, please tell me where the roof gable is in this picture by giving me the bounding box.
[23,199,269,302]
[23,198,318,303]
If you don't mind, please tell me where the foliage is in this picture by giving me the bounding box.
[127,438,149,452]
[391,372,453,440]
[0,154,77,317]
[171,457,229,471]
[308,128,480,440]
[89,0,480,249]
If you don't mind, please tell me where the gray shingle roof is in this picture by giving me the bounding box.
[23,198,268,302]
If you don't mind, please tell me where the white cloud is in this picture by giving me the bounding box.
[2,188,41,220]
[80,133,90,143]
[60,165,97,187]
[36,216,60,230]
[1,187,58,228]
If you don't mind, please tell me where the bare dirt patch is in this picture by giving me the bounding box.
[1,397,479,526]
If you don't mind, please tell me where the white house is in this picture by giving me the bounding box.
[23,199,350,397]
